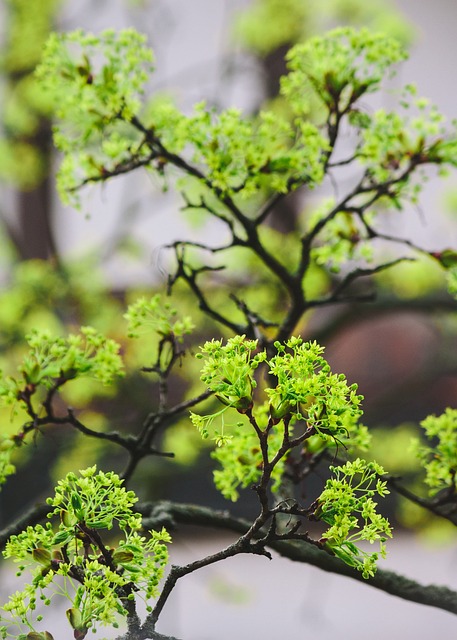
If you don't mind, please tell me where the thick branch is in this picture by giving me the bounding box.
[0,502,51,546]
[141,501,457,617]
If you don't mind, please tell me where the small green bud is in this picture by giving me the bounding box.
[269,399,292,421]
[66,607,84,631]
[60,509,77,527]
[85,518,112,529]
[325,542,358,567]
[24,363,42,385]
[112,549,135,565]
[70,492,83,512]
[52,549,63,562]
[32,548,52,567]
[53,529,74,546]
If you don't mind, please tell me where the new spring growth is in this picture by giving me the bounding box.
[192,335,364,443]
[124,294,194,341]
[0,467,171,639]
[191,335,367,494]
[196,335,266,412]
[313,458,392,579]
[191,338,391,576]
[412,407,457,495]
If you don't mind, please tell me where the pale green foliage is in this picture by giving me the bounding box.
[3,0,62,73]
[446,263,457,298]
[0,258,131,494]
[35,29,154,203]
[35,29,337,206]
[195,335,266,412]
[211,404,285,501]
[191,337,388,574]
[377,258,445,299]
[277,29,457,248]
[144,100,328,199]
[316,458,392,578]
[0,259,122,344]
[0,467,171,638]
[0,327,124,398]
[0,327,124,489]
[358,97,452,198]
[0,140,45,189]
[124,294,194,340]
[412,409,457,495]
[36,24,457,232]
[267,337,363,432]
[235,0,310,54]
[234,0,412,55]
[141,95,187,154]
[0,436,17,487]
[0,260,68,344]
[367,425,420,474]
[0,0,62,187]
[325,0,413,44]
[192,335,367,499]
[308,203,373,273]
[187,107,327,197]
[281,27,406,116]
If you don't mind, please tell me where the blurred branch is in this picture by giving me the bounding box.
[0,502,51,547]
[310,294,457,345]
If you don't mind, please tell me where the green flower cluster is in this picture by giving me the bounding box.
[35,27,335,205]
[195,335,266,413]
[307,202,373,273]
[234,0,310,55]
[0,436,17,487]
[0,258,123,347]
[267,337,363,432]
[314,458,392,578]
[192,335,367,499]
[33,22,457,236]
[47,465,141,531]
[281,27,406,116]
[124,294,194,341]
[0,467,171,639]
[0,329,123,489]
[211,403,285,502]
[191,338,389,575]
[412,408,457,495]
[358,92,456,200]
[186,106,327,197]
[35,29,154,203]
[144,99,328,199]
[0,327,124,400]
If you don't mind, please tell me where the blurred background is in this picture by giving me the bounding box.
[1,1,457,638]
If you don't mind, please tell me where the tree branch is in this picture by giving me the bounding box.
[141,501,457,617]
